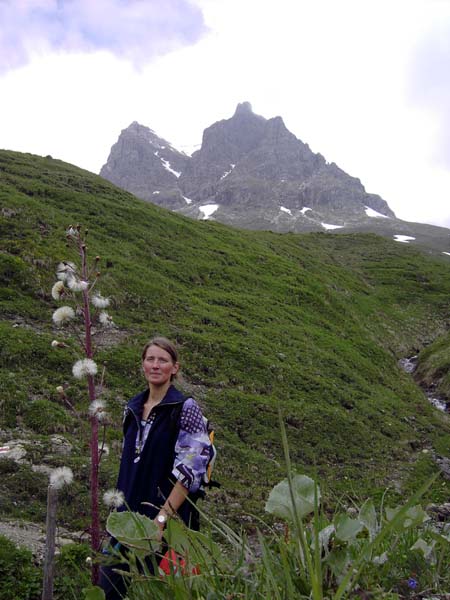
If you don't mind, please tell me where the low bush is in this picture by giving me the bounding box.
[23,399,73,434]
[0,535,41,600]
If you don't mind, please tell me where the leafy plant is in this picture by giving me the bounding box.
[0,535,41,600]
[82,415,449,598]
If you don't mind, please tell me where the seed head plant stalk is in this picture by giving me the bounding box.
[42,468,74,600]
[51,225,113,585]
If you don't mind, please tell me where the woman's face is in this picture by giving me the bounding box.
[142,344,179,387]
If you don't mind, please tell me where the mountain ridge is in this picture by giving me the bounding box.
[100,103,450,256]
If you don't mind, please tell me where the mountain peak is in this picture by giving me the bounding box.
[233,101,254,116]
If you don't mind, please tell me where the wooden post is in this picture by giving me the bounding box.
[42,485,58,600]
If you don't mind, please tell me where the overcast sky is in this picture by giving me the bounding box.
[1,0,449,228]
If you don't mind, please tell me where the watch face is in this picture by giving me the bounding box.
[157,514,167,524]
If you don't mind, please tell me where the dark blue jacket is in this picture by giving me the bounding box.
[116,385,199,529]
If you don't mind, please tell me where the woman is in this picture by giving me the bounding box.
[100,336,211,599]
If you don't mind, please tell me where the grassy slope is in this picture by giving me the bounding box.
[0,149,449,531]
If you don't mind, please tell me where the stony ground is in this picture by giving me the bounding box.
[0,519,84,561]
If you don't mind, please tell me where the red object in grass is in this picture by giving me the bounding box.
[159,549,200,576]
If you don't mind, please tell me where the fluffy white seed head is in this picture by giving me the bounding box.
[103,489,125,509]
[51,281,65,300]
[72,358,98,379]
[50,466,74,489]
[67,278,88,292]
[56,261,76,282]
[56,385,65,394]
[89,399,107,422]
[52,306,75,326]
[99,311,113,327]
[92,293,110,309]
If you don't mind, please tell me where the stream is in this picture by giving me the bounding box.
[399,356,448,412]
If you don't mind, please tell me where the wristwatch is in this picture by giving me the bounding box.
[156,513,168,526]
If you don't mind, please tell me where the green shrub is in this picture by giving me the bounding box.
[0,535,41,600]
[23,399,73,434]
[54,542,91,600]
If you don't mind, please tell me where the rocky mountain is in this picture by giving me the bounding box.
[100,103,450,255]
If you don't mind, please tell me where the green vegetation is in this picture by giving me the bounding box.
[90,461,450,598]
[415,331,450,399]
[0,148,449,539]
[0,535,41,600]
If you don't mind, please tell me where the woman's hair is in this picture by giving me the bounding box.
[141,336,179,364]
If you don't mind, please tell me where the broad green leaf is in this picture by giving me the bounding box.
[411,537,436,561]
[165,517,224,566]
[265,474,320,520]
[317,524,335,555]
[403,505,429,528]
[83,587,105,600]
[385,504,428,529]
[106,511,159,553]
[325,547,352,580]
[359,500,377,539]
[334,514,364,542]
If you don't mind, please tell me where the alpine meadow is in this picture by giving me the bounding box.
[0,149,449,597]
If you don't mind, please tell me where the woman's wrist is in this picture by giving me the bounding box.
[160,504,175,518]
[155,510,169,527]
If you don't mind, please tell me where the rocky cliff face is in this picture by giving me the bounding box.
[100,103,397,232]
[100,121,189,210]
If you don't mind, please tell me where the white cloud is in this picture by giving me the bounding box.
[0,0,207,73]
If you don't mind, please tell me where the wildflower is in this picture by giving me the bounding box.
[56,261,76,282]
[51,281,65,300]
[103,489,125,509]
[52,306,75,325]
[86,557,93,566]
[99,311,113,327]
[56,385,65,394]
[408,577,419,590]
[92,293,110,309]
[67,278,88,292]
[50,466,74,489]
[72,358,98,379]
[66,227,78,237]
[89,399,107,422]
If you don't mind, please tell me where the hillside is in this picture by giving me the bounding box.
[100,103,450,256]
[0,149,449,535]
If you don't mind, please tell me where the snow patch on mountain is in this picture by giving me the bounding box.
[220,164,236,180]
[394,235,415,243]
[199,204,219,219]
[365,206,389,218]
[160,157,181,178]
[322,222,344,230]
[280,206,292,216]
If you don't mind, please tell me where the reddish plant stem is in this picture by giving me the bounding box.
[80,239,100,585]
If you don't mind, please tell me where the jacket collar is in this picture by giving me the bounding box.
[127,385,185,414]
